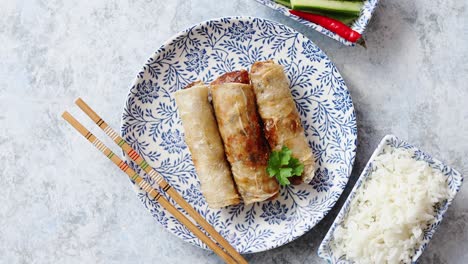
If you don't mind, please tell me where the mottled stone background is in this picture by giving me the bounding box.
[1,0,467,263]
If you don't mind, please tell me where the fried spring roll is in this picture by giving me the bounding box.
[250,61,316,183]
[211,71,279,204]
[174,82,240,208]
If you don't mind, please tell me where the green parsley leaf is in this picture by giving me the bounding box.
[289,157,304,176]
[268,151,280,167]
[266,146,305,186]
[267,166,279,177]
[280,146,291,166]
[278,168,292,185]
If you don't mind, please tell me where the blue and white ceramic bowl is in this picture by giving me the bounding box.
[121,16,357,253]
[318,135,464,263]
[255,0,379,46]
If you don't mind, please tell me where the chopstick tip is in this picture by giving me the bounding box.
[62,111,74,123]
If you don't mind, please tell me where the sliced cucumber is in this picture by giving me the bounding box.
[335,15,358,25]
[299,10,358,25]
[291,0,363,16]
[274,0,292,8]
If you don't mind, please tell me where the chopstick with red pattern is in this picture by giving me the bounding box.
[61,111,238,264]
[74,98,247,264]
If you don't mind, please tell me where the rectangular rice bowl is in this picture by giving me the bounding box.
[318,134,464,263]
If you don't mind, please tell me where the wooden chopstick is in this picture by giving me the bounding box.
[62,111,238,264]
[75,98,247,264]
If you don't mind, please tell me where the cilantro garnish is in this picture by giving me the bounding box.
[267,146,304,186]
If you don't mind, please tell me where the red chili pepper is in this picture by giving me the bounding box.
[289,10,361,43]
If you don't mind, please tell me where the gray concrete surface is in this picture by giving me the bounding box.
[1,0,467,263]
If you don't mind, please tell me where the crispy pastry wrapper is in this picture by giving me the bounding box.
[175,83,240,208]
[211,82,279,204]
[250,61,316,183]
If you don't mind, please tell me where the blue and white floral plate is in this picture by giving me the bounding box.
[255,0,379,46]
[121,17,357,253]
[318,135,464,263]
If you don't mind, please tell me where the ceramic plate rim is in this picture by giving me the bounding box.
[121,16,358,253]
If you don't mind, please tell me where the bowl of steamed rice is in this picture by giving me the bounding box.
[318,135,464,264]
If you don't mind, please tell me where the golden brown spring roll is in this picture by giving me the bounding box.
[211,71,279,204]
[174,82,240,208]
[250,61,316,183]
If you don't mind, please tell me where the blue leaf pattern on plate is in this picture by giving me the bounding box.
[333,88,353,113]
[159,129,186,154]
[311,168,335,192]
[185,48,209,74]
[227,21,256,42]
[261,201,289,225]
[121,17,357,253]
[302,41,326,62]
[183,184,206,208]
[133,79,160,104]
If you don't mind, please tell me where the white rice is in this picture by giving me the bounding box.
[331,148,450,264]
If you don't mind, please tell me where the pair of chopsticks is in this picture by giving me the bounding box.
[62,98,247,264]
